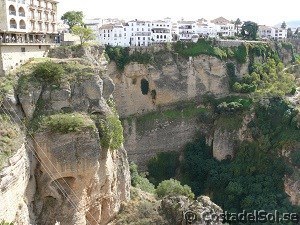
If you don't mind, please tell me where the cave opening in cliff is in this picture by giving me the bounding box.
[141,79,149,95]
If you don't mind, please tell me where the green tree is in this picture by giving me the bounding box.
[234,18,242,35]
[61,11,84,29]
[71,25,95,45]
[130,163,155,193]
[156,179,195,199]
[281,21,287,29]
[241,21,258,40]
[287,28,293,38]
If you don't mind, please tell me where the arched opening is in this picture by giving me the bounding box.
[19,20,26,29]
[140,79,149,95]
[9,5,16,16]
[10,19,17,29]
[18,7,25,17]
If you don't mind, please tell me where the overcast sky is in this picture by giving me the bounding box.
[58,0,299,26]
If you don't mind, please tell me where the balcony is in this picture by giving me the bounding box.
[18,0,25,4]
[10,24,17,29]
[20,25,26,29]
[8,0,16,2]
[19,12,25,17]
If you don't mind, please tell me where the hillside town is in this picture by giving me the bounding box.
[81,17,290,47]
[0,0,299,76]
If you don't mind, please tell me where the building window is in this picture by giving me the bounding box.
[19,20,26,29]
[21,47,25,52]
[10,19,17,29]
[18,7,25,17]
[9,5,16,16]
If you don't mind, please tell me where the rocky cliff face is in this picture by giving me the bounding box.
[123,116,200,170]
[0,47,131,225]
[0,144,35,224]
[108,54,229,118]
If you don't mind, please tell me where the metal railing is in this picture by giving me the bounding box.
[19,12,25,17]
[9,11,16,16]
[20,25,26,29]
[10,24,17,29]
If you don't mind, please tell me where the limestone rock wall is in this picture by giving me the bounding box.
[0,144,35,224]
[0,47,131,225]
[33,130,130,225]
[123,117,200,171]
[108,54,229,118]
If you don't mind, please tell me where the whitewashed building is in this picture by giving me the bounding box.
[128,20,151,46]
[0,0,58,43]
[211,17,236,37]
[0,0,59,75]
[258,25,287,40]
[99,23,130,47]
[196,19,218,37]
[151,19,172,43]
[177,20,197,41]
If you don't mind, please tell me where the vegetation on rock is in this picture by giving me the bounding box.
[96,114,124,149]
[40,113,96,133]
[105,45,153,71]
[156,179,195,199]
[130,163,155,194]
[0,114,22,169]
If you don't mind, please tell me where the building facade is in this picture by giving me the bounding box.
[0,0,59,75]
[0,0,58,43]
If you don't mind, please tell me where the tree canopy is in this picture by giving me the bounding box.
[61,11,84,29]
[241,21,258,40]
[71,25,95,45]
[281,21,287,29]
[234,18,242,35]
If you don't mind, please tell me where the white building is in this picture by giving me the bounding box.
[128,20,152,47]
[177,20,197,41]
[272,27,287,40]
[196,19,218,37]
[151,19,172,43]
[0,0,59,75]
[0,0,58,43]
[258,25,287,40]
[258,25,272,39]
[211,17,236,37]
[99,23,130,47]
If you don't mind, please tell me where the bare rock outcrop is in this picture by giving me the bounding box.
[160,195,223,225]
[108,54,229,118]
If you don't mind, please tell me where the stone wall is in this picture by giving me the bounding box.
[0,43,50,76]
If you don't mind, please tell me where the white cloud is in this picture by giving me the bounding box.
[58,0,300,26]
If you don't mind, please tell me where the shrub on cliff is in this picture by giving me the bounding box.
[130,162,155,193]
[0,114,22,169]
[233,44,248,63]
[96,115,124,150]
[42,113,95,133]
[32,60,65,84]
[156,179,195,199]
